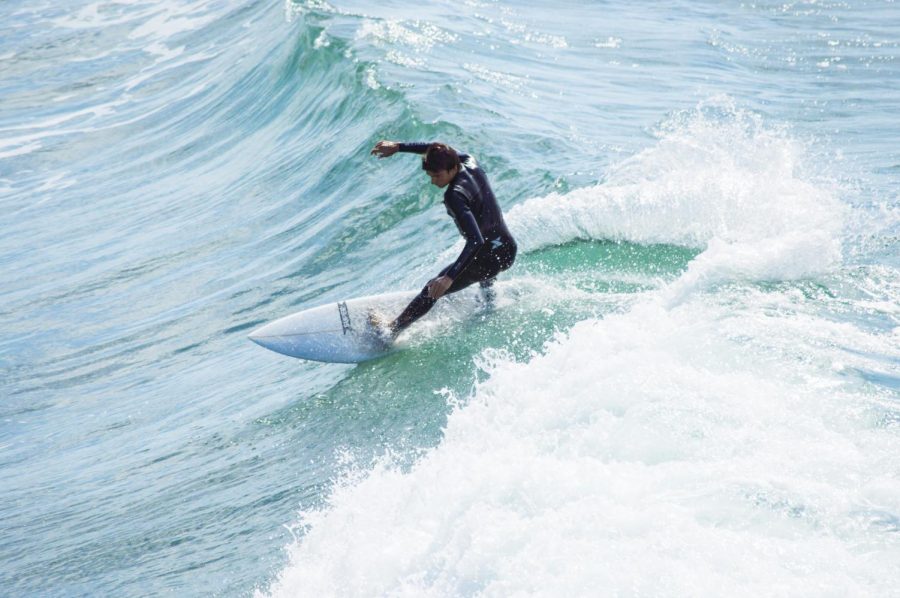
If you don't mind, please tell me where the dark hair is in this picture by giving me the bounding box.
[422,143,459,173]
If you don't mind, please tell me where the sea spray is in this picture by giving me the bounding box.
[262,104,895,597]
[264,294,899,597]
[507,100,843,254]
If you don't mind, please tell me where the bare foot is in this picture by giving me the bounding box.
[367,311,395,345]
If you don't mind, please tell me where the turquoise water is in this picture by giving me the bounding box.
[1,0,898,595]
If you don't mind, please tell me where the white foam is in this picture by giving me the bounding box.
[313,31,331,49]
[507,100,844,295]
[264,292,900,596]
[0,140,42,160]
[128,8,217,41]
[463,63,530,92]
[357,19,457,51]
[261,101,897,596]
[427,102,846,309]
[595,36,623,49]
[284,0,342,24]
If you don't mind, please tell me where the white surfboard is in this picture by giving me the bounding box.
[248,291,418,363]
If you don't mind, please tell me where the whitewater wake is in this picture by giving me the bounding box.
[261,103,898,597]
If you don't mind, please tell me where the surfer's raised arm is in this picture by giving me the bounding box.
[371,140,435,158]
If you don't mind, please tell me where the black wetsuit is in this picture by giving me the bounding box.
[392,142,517,333]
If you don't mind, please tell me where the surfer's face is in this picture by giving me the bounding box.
[426,167,456,188]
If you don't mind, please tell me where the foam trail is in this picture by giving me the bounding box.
[508,101,844,290]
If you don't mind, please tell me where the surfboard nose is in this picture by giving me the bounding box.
[247,321,267,342]
[247,322,283,353]
[248,333,293,358]
[247,327,264,345]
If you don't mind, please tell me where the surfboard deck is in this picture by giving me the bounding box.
[248,291,418,363]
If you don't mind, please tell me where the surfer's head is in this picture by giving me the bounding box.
[422,143,460,188]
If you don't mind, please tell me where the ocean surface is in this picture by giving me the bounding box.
[2,0,898,595]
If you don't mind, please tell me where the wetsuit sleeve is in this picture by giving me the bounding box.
[398,142,431,154]
[444,190,485,280]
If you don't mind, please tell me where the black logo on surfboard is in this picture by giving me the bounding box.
[338,301,351,334]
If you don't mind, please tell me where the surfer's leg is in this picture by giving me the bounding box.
[390,289,438,334]
[391,264,459,334]
[392,260,492,333]
[392,240,517,334]
[496,236,517,271]
[448,237,516,295]
[471,238,515,305]
[479,277,497,305]
[444,246,500,296]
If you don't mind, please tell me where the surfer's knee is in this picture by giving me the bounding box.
[499,241,517,271]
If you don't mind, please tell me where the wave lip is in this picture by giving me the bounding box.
[509,101,845,293]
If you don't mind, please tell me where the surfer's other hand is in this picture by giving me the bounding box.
[426,275,453,299]
[371,140,399,158]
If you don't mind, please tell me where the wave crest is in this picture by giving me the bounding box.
[509,100,844,289]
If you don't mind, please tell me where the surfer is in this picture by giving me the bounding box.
[370,141,517,338]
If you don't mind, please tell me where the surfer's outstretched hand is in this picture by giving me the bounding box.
[371,140,399,158]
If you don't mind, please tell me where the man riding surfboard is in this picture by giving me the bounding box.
[370,141,517,338]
